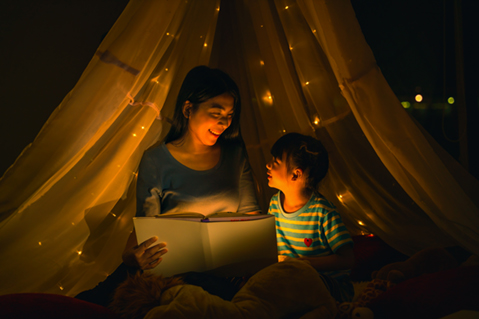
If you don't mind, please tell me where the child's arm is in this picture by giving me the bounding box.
[297,244,355,271]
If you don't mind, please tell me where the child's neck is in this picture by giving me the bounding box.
[281,188,312,213]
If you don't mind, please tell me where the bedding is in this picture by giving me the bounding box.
[1,235,477,319]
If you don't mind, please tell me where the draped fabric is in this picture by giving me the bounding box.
[0,0,478,297]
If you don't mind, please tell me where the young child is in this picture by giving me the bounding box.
[266,132,355,303]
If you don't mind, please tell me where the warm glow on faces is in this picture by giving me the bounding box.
[266,152,290,191]
[185,93,235,147]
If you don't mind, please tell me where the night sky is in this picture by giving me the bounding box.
[1,0,477,178]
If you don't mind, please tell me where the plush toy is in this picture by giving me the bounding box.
[109,259,338,319]
[371,247,457,284]
[336,278,393,319]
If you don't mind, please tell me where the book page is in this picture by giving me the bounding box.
[205,212,272,222]
[133,218,207,277]
[203,216,278,276]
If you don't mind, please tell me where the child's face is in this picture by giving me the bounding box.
[266,152,290,191]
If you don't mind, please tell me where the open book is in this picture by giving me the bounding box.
[133,213,278,277]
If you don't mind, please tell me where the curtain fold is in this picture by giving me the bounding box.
[0,0,477,296]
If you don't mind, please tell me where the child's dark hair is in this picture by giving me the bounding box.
[271,133,329,192]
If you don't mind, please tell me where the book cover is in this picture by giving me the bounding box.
[133,214,278,277]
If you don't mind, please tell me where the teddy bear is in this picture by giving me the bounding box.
[109,259,338,319]
[336,278,393,319]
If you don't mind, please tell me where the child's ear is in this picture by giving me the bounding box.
[182,101,192,118]
[291,168,303,181]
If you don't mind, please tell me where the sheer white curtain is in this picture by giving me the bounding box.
[0,0,477,297]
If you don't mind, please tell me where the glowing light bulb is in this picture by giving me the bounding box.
[285,6,289,9]
[289,46,293,50]
[415,94,423,103]
[59,286,64,291]
[313,116,320,125]
[448,97,455,104]
[401,101,411,109]
[358,220,365,226]
[305,81,309,85]
[216,7,220,11]
[165,68,169,71]
[260,25,264,28]
[141,126,145,129]
[166,32,170,36]
[313,29,317,33]
[204,43,208,47]
[77,251,82,255]
[112,213,117,217]
[132,133,137,137]
[38,242,42,246]
[260,60,264,66]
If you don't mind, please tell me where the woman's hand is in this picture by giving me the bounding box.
[122,235,168,270]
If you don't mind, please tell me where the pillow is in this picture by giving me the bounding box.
[350,235,408,282]
[368,265,479,319]
[0,293,120,319]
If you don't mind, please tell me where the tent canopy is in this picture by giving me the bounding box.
[0,0,478,297]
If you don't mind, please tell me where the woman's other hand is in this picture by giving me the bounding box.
[122,232,168,270]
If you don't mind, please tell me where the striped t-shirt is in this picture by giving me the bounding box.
[267,191,353,282]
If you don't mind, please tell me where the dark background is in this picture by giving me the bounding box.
[0,0,477,179]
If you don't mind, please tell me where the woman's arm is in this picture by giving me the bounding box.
[297,244,355,271]
[122,229,168,270]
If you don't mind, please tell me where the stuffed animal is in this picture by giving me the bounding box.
[336,278,393,319]
[109,259,338,319]
[371,247,458,284]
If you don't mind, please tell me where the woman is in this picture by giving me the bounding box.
[77,66,261,305]
[123,65,260,270]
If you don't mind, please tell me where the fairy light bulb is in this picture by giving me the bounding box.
[77,250,82,255]
[358,220,365,226]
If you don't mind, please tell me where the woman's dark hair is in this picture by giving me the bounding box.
[271,133,329,192]
[164,66,242,144]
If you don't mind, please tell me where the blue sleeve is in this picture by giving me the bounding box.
[135,151,161,217]
[237,150,261,214]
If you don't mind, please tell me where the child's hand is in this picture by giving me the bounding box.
[278,255,292,262]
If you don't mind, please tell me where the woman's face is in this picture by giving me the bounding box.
[184,93,235,147]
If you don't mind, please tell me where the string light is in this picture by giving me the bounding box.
[165,68,169,71]
[166,32,170,36]
[77,250,82,255]
[260,25,264,28]
[260,60,264,66]
[204,43,208,47]
[141,126,145,129]
[305,81,310,85]
[216,7,220,11]
[415,94,423,102]
[358,220,365,226]
[38,242,42,246]
[289,46,293,50]
[313,116,320,125]
[59,286,64,291]
[132,133,137,137]
[285,6,289,9]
